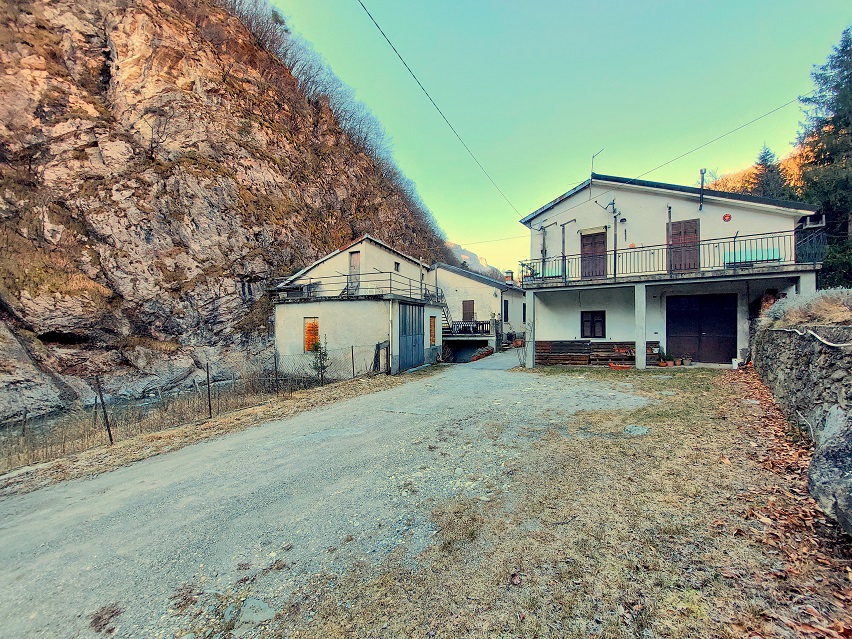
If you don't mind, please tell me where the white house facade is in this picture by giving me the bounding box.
[272,235,444,374]
[519,173,826,367]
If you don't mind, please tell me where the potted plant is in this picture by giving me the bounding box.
[682,353,693,366]
[673,357,682,366]
[657,348,668,367]
[666,353,675,367]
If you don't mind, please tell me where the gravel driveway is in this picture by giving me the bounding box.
[0,351,648,638]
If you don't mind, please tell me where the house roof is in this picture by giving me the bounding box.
[431,262,522,292]
[520,173,819,225]
[279,234,424,286]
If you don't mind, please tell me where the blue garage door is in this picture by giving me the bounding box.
[399,303,424,371]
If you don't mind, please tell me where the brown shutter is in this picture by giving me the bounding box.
[462,300,475,321]
[429,316,436,346]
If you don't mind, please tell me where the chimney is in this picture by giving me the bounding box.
[504,270,514,282]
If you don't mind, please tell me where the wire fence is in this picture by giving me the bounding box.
[1,343,389,474]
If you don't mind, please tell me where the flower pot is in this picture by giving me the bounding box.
[683,358,693,366]
[674,358,682,366]
[657,361,667,367]
[666,361,674,367]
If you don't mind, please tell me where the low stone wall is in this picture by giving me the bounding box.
[754,325,852,534]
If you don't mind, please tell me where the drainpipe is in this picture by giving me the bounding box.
[667,205,672,276]
[699,168,706,211]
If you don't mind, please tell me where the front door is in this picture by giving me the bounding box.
[666,294,737,363]
[398,303,425,371]
[348,251,361,293]
[668,219,700,272]
[581,232,607,278]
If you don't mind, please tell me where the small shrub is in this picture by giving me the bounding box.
[762,288,852,326]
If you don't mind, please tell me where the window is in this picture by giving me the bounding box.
[503,299,509,322]
[394,261,400,272]
[581,311,606,339]
[522,303,527,324]
[429,316,436,346]
[304,317,319,352]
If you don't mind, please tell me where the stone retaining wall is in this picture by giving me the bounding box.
[753,325,852,534]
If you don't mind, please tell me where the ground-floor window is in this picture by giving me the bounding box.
[304,317,319,352]
[581,310,606,338]
[522,302,526,324]
[503,299,509,322]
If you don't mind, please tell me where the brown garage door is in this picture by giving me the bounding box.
[666,294,737,363]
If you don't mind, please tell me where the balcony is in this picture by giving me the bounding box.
[519,229,826,289]
[271,272,445,304]
[446,320,493,335]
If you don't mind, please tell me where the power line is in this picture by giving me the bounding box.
[354,0,520,215]
[460,91,813,245]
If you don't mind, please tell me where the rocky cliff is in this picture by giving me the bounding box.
[0,0,454,420]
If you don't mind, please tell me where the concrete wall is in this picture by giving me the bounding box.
[274,299,391,356]
[436,267,502,323]
[291,238,427,293]
[502,288,526,334]
[528,180,803,262]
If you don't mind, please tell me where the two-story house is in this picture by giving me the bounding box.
[519,173,826,368]
[271,235,444,374]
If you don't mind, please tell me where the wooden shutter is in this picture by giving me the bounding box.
[429,316,436,346]
[304,317,319,352]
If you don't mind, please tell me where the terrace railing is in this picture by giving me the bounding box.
[448,320,493,335]
[519,229,826,288]
[271,272,445,304]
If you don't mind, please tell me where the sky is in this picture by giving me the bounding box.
[272,0,851,272]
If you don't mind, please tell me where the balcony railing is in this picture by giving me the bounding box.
[519,229,826,288]
[271,272,445,304]
[447,320,493,335]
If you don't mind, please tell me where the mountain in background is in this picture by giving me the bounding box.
[0,0,454,420]
[444,242,507,281]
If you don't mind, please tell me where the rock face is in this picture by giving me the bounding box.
[0,0,453,419]
[754,325,852,535]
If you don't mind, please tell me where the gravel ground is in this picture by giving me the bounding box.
[0,351,649,638]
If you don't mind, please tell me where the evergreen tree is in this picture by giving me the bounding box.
[746,144,788,198]
[798,28,852,239]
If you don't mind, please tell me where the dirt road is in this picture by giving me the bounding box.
[0,352,647,638]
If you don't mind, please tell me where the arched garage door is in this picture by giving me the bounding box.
[666,294,737,364]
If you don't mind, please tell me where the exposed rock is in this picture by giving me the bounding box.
[808,406,852,533]
[0,0,454,419]
[754,325,852,534]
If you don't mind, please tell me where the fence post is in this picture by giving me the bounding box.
[206,363,213,420]
[91,394,98,430]
[20,408,27,437]
[351,345,356,379]
[95,375,113,445]
[274,352,280,394]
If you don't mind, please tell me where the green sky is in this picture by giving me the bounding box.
[273,0,851,271]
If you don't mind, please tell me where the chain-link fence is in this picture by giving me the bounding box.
[1,343,389,473]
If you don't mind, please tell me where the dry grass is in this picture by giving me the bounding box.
[89,603,124,634]
[783,296,852,326]
[0,367,440,497]
[253,367,851,638]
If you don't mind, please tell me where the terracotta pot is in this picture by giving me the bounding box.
[666,361,674,367]
[674,359,682,366]
[658,361,667,367]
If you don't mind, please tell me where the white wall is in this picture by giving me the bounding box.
[527,181,803,262]
[275,299,391,356]
[535,287,636,341]
[436,267,502,324]
[502,288,526,333]
[290,238,427,295]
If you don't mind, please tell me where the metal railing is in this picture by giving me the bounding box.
[447,320,493,335]
[519,229,826,288]
[271,272,445,304]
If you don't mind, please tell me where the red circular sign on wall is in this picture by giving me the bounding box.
[722,213,732,222]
